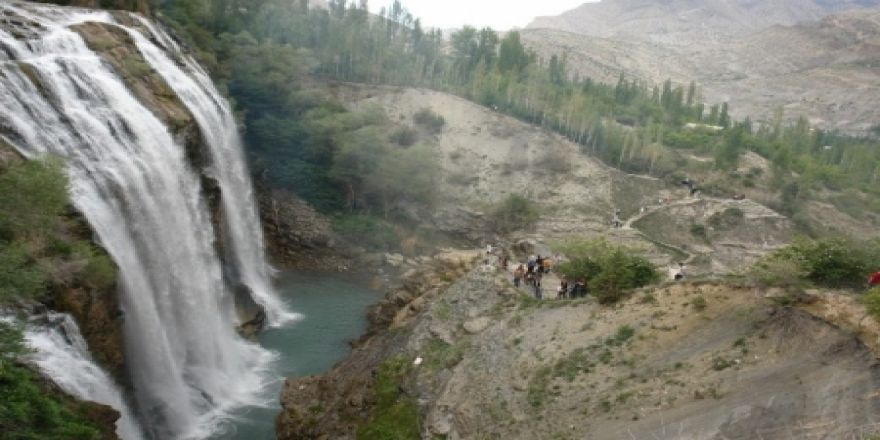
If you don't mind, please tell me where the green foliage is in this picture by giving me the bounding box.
[691,296,707,311]
[556,238,660,304]
[0,159,68,240]
[0,243,49,302]
[606,325,635,346]
[413,108,446,134]
[357,356,420,440]
[489,195,540,233]
[0,322,102,439]
[332,215,399,251]
[422,339,467,372]
[689,223,708,241]
[862,288,880,323]
[389,127,419,147]
[750,237,879,288]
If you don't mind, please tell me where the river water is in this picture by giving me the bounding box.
[210,272,382,440]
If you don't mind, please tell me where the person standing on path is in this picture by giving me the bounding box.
[513,264,525,288]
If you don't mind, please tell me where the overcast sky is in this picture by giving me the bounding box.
[372,0,597,31]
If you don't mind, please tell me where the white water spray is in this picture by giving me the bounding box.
[0,3,290,438]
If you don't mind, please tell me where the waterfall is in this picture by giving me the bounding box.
[23,313,144,440]
[0,3,290,438]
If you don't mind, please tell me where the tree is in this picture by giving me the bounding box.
[498,31,529,73]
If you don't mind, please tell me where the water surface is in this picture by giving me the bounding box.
[211,271,381,439]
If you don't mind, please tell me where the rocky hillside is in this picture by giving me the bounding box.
[523,1,880,132]
[330,85,802,276]
[277,257,880,439]
[528,0,880,45]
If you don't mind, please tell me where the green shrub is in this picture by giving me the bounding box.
[0,159,68,240]
[389,127,418,147]
[691,296,707,311]
[749,237,879,288]
[862,288,880,323]
[357,356,420,440]
[0,243,48,301]
[689,223,708,241]
[489,195,540,233]
[556,238,660,304]
[0,322,102,439]
[332,215,399,251]
[413,108,445,134]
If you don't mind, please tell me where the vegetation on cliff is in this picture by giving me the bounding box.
[0,322,106,440]
[0,157,117,439]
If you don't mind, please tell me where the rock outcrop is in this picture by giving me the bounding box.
[256,185,355,271]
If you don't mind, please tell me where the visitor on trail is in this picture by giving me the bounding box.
[869,271,880,288]
[527,259,536,274]
[536,255,545,273]
[674,262,688,280]
[611,210,623,228]
[514,265,525,288]
[572,280,587,298]
[681,178,700,197]
[525,271,535,287]
[558,280,569,299]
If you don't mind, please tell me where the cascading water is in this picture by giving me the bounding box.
[22,313,144,440]
[0,3,291,438]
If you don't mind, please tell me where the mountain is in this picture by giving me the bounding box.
[523,1,880,131]
[528,0,880,46]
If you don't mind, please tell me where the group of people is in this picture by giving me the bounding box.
[512,255,553,298]
[556,279,589,299]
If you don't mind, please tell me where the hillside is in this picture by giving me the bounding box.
[528,0,880,46]
[323,85,810,277]
[522,4,880,131]
[278,257,880,439]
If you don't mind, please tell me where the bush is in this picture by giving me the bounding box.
[489,195,540,233]
[862,288,880,323]
[556,238,660,304]
[0,243,48,301]
[689,223,708,241]
[413,108,445,134]
[388,127,418,147]
[749,237,879,288]
[0,159,68,240]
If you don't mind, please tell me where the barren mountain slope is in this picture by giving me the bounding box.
[528,0,880,46]
[522,7,880,131]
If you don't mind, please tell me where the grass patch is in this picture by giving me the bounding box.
[422,338,467,372]
[357,356,420,440]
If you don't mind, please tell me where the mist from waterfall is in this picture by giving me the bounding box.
[0,3,290,438]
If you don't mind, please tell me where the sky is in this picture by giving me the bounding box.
[372,0,598,31]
